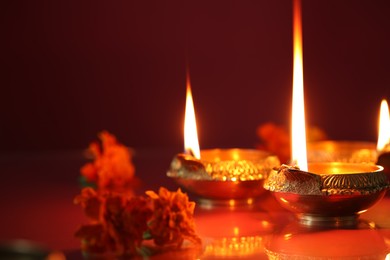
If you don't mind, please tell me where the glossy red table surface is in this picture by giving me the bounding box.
[0,149,389,259]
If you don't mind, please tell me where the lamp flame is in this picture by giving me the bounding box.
[377,99,390,152]
[291,0,308,171]
[184,74,201,159]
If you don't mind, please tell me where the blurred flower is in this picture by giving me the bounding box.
[80,131,136,192]
[257,123,291,164]
[257,122,327,164]
[74,187,103,221]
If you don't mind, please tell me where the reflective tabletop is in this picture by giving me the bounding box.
[0,149,389,259]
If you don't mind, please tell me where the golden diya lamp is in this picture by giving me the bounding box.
[264,163,387,225]
[307,99,390,165]
[377,99,390,180]
[167,75,280,204]
[264,0,389,226]
[307,99,390,183]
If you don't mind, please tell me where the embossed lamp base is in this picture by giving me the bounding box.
[273,191,387,226]
[167,149,280,204]
[264,163,389,226]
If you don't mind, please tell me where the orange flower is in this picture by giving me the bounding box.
[103,194,153,255]
[74,187,103,221]
[146,187,201,248]
[74,224,111,254]
[256,122,327,164]
[257,122,290,164]
[74,188,153,255]
[80,131,135,192]
[75,187,201,257]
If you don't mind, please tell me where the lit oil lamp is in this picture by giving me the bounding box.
[167,74,280,204]
[377,99,390,180]
[264,0,389,225]
[307,140,377,164]
[307,100,390,165]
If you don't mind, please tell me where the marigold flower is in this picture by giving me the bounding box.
[74,224,111,254]
[74,187,102,221]
[257,122,327,164]
[75,187,201,257]
[146,187,201,248]
[80,131,136,192]
[74,188,153,256]
[257,122,290,164]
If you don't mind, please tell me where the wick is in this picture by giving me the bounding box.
[185,149,196,157]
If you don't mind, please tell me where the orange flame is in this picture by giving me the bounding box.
[184,74,201,159]
[377,99,390,152]
[291,0,308,171]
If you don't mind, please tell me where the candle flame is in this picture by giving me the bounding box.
[184,75,201,159]
[377,99,390,152]
[291,0,308,171]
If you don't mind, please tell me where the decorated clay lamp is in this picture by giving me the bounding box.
[167,74,280,204]
[377,99,390,181]
[264,0,389,225]
[307,100,390,167]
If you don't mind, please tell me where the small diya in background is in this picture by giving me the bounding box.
[307,100,390,181]
[378,150,390,181]
[167,78,280,206]
[377,99,390,180]
[265,0,389,226]
[307,140,377,164]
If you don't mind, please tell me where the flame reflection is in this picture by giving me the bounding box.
[204,236,264,257]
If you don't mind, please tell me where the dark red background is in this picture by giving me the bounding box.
[1,0,390,152]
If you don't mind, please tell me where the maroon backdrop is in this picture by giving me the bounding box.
[1,0,390,152]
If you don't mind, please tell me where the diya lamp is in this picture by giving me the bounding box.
[377,99,390,179]
[307,99,390,184]
[167,74,280,205]
[264,0,389,226]
[307,99,390,166]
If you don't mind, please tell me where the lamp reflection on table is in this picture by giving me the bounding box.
[195,208,274,259]
[265,219,390,259]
